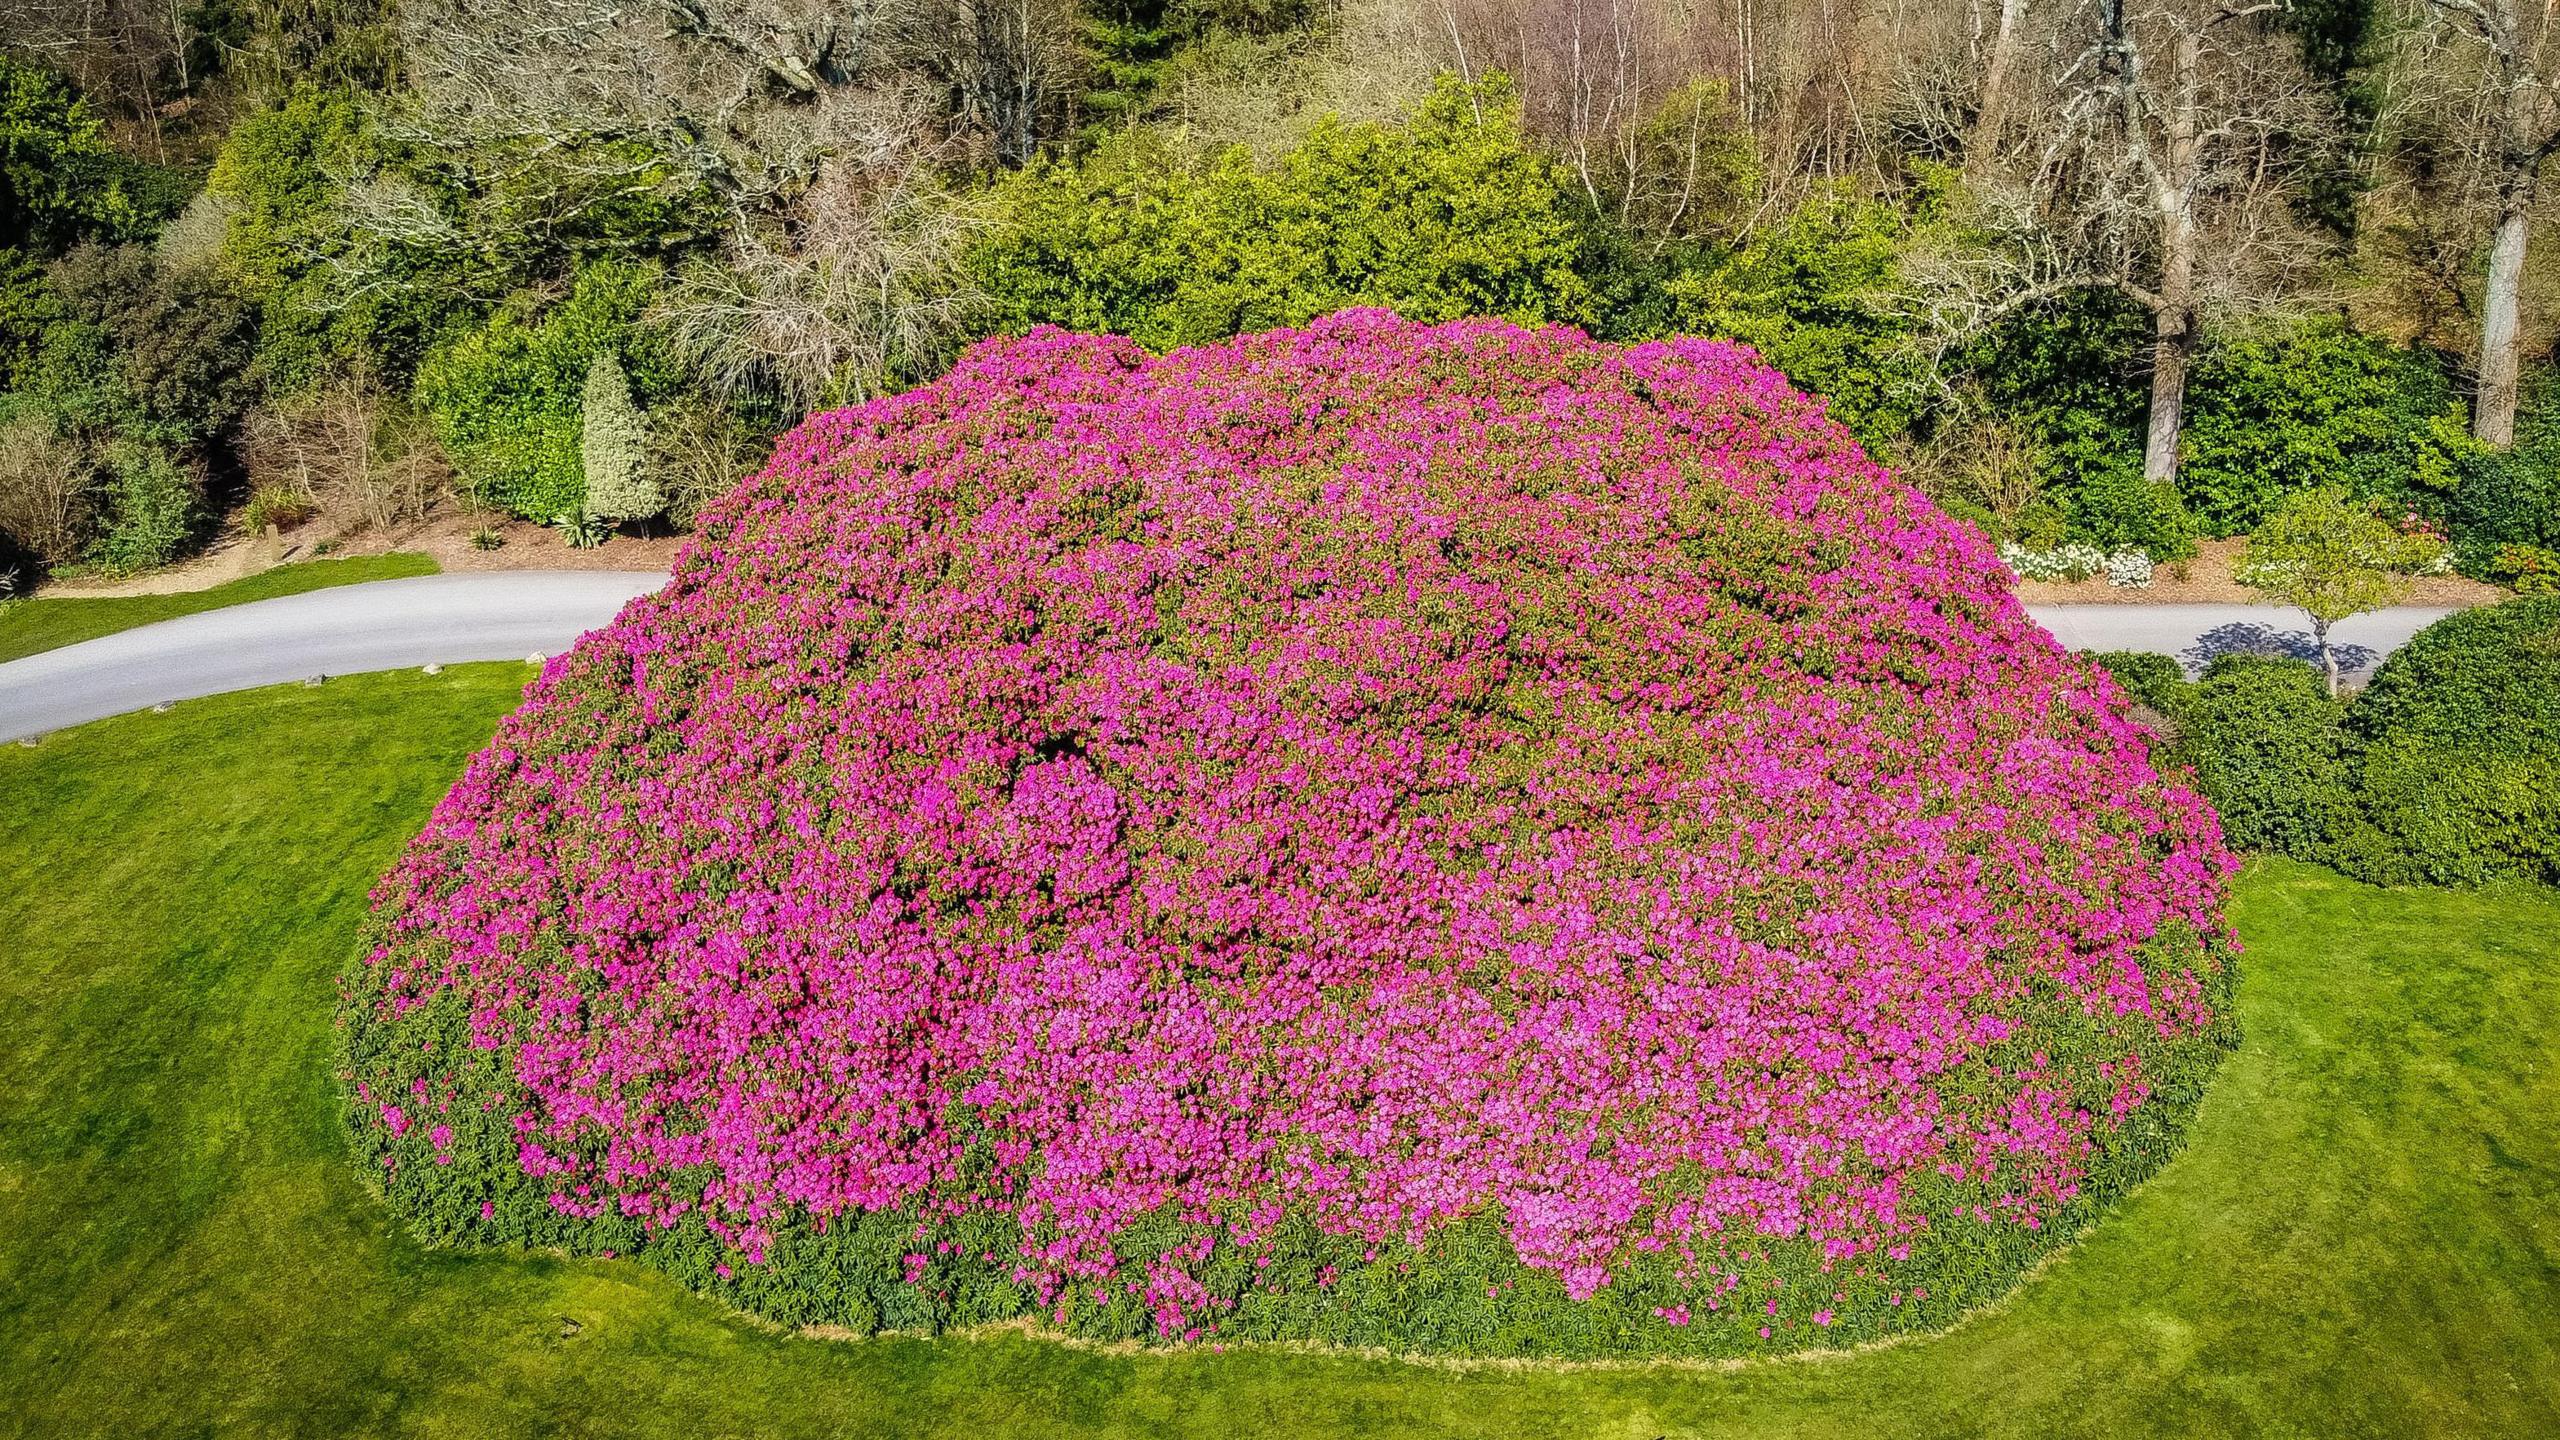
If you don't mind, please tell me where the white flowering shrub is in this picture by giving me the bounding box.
[2000,541,2106,583]
[2104,550,2155,588]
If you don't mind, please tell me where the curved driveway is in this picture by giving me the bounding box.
[0,572,2466,742]
[0,571,664,743]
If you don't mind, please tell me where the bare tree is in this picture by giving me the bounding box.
[0,416,96,567]
[656,101,988,410]
[329,0,996,389]
[2393,0,2560,446]
[888,0,1082,168]
[1905,0,2335,484]
[393,0,898,234]
[1970,0,2034,172]
[1,0,192,158]
[1421,0,1906,229]
[241,380,446,531]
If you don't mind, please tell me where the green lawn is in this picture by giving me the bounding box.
[1,669,2554,1438]
[0,553,439,664]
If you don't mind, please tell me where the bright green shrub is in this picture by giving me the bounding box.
[2090,650,2190,714]
[579,351,658,523]
[0,57,142,253]
[208,89,468,390]
[2179,319,2476,535]
[86,442,197,574]
[2340,598,2560,885]
[208,89,369,299]
[974,76,1603,351]
[2159,655,2357,859]
[413,262,665,519]
[1657,187,1915,449]
[2067,465,2198,561]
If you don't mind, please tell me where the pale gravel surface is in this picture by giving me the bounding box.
[0,573,2462,742]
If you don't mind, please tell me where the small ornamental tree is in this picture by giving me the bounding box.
[2237,487,2447,696]
[579,351,658,524]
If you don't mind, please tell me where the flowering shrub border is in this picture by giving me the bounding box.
[2000,540,2156,588]
[340,313,2236,1359]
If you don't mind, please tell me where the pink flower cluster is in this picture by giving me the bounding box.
[350,311,2233,1331]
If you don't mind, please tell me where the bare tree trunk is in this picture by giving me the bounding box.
[2314,616,2337,698]
[2143,299,2194,483]
[2476,181,2533,448]
[1967,0,2028,176]
[2140,23,2209,485]
[2417,0,2557,447]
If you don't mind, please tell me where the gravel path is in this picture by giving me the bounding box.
[2028,602,2461,681]
[0,574,2464,742]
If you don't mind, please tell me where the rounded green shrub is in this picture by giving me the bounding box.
[2160,655,2357,860]
[2341,599,2560,885]
[2089,650,2190,715]
[2068,466,2198,561]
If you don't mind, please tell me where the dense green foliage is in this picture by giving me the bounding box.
[7,676,2560,1434]
[38,244,257,452]
[0,57,143,253]
[2453,372,2560,588]
[0,241,254,572]
[2341,597,2560,885]
[2179,320,2477,534]
[85,441,199,573]
[1652,188,1915,447]
[202,88,431,391]
[974,77,1605,350]
[412,263,665,520]
[2094,599,2560,884]
[2160,657,2360,857]
[2087,648,2187,713]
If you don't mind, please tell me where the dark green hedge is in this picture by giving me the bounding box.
[2163,656,2360,859]
[2340,598,2560,885]
[2093,600,2560,887]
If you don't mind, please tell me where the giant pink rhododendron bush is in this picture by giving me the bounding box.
[342,312,2236,1357]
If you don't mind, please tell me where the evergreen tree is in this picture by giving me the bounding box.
[579,349,658,523]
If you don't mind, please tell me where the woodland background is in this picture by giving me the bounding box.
[3,0,2557,588]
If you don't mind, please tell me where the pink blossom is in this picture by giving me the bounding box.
[343,312,2233,1340]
